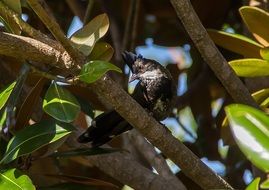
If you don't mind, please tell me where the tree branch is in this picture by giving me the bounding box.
[128,130,186,190]
[169,0,259,109]
[66,131,184,190]
[0,32,72,69]
[0,1,62,51]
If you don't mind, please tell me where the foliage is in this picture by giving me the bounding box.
[0,2,121,189]
[211,5,269,189]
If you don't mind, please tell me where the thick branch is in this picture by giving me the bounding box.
[170,0,259,109]
[0,32,72,69]
[89,152,181,190]
[0,1,62,51]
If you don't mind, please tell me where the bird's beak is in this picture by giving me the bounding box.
[129,74,139,83]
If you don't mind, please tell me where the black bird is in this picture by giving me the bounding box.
[78,51,175,147]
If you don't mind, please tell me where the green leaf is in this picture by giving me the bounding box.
[88,42,114,61]
[43,82,81,123]
[246,178,260,190]
[79,61,122,83]
[1,0,21,34]
[50,147,122,157]
[260,178,269,189]
[229,58,269,77]
[252,88,269,105]
[208,29,263,58]
[240,6,269,46]
[225,104,269,172]
[70,14,109,56]
[0,168,35,190]
[0,120,75,164]
[260,47,269,61]
[0,82,16,111]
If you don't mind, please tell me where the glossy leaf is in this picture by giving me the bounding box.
[0,82,16,111]
[79,61,122,83]
[1,0,21,34]
[88,42,114,61]
[260,47,269,61]
[43,82,81,123]
[240,6,269,46]
[45,174,118,188]
[70,14,109,56]
[252,88,269,105]
[208,29,262,58]
[260,178,269,189]
[0,168,35,190]
[246,178,260,190]
[225,104,269,172]
[229,58,269,77]
[50,147,122,157]
[0,120,75,164]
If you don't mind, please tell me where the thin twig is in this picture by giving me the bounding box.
[122,0,136,51]
[175,115,196,140]
[83,0,94,25]
[65,0,85,21]
[130,0,141,51]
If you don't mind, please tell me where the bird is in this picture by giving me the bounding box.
[77,51,175,147]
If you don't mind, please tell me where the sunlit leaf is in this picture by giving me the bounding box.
[240,6,269,46]
[70,14,109,56]
[0,110,7,130]
[79,61,122,83]
[1,0,21,34]
[43,82,81,123]
[260,178,269,189]
[0,168,35,190]
[246,177,260,190]
[260,47,269,61]
[50,147,122,157]
[225,104,269,172]
[252,88,269,105]
[229,58,269,77]
[0,120,75,164]
[45,174,118,188]
[208,29,263,58]
[88,42,114,61]
[0,82,16,111]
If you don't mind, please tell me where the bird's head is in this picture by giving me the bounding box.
[122,51,166,82]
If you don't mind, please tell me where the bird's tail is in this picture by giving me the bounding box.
[77,110,132,147]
